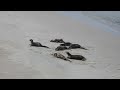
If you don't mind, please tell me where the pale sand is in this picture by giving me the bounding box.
[0,11,120,79]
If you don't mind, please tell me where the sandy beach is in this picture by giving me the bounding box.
[0,11,120,79]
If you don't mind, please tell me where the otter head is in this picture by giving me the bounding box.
[29,39,33,41]
[66,52,69,54]
[82,57,86,61]
[29,39,34,44]
[50,40,53,42]
[54,53,57,57]
[55,48,59,51]
[66,52,71,56]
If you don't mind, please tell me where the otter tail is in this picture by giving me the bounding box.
[81,47,88,50]
[42,46,50,49]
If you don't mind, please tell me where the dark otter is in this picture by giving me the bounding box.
[66,52,86,61]
[69,44,87,50]
[52,53,71,62]
[55,46,68,51]
[60,42,72,46]
[29,39,49,48]
[50,39,65,43]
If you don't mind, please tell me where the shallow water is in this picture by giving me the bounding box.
[81,11,120,31]
[56,11,120,36]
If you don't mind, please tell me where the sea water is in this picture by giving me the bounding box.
[57,11,120,35]
[81,11,120,32]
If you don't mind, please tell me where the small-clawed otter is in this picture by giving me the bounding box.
[29,39,49,48]
[66,52,86,61]
[55,46,68,51]
[69,44,87,50]
[60,42,72,46]
[52,53,71,62]
[50,39,65,43]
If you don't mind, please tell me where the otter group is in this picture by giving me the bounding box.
[29,38,87,62]
[54,39,88,51]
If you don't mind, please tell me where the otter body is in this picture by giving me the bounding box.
[69,44,81,49]
[50,39,65,43]
[55,46,68,51]
[69,44,87,50]
[60,42,72,46]
[52,53,71,62]
[66,52,86,61]
[29,39,49,48]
